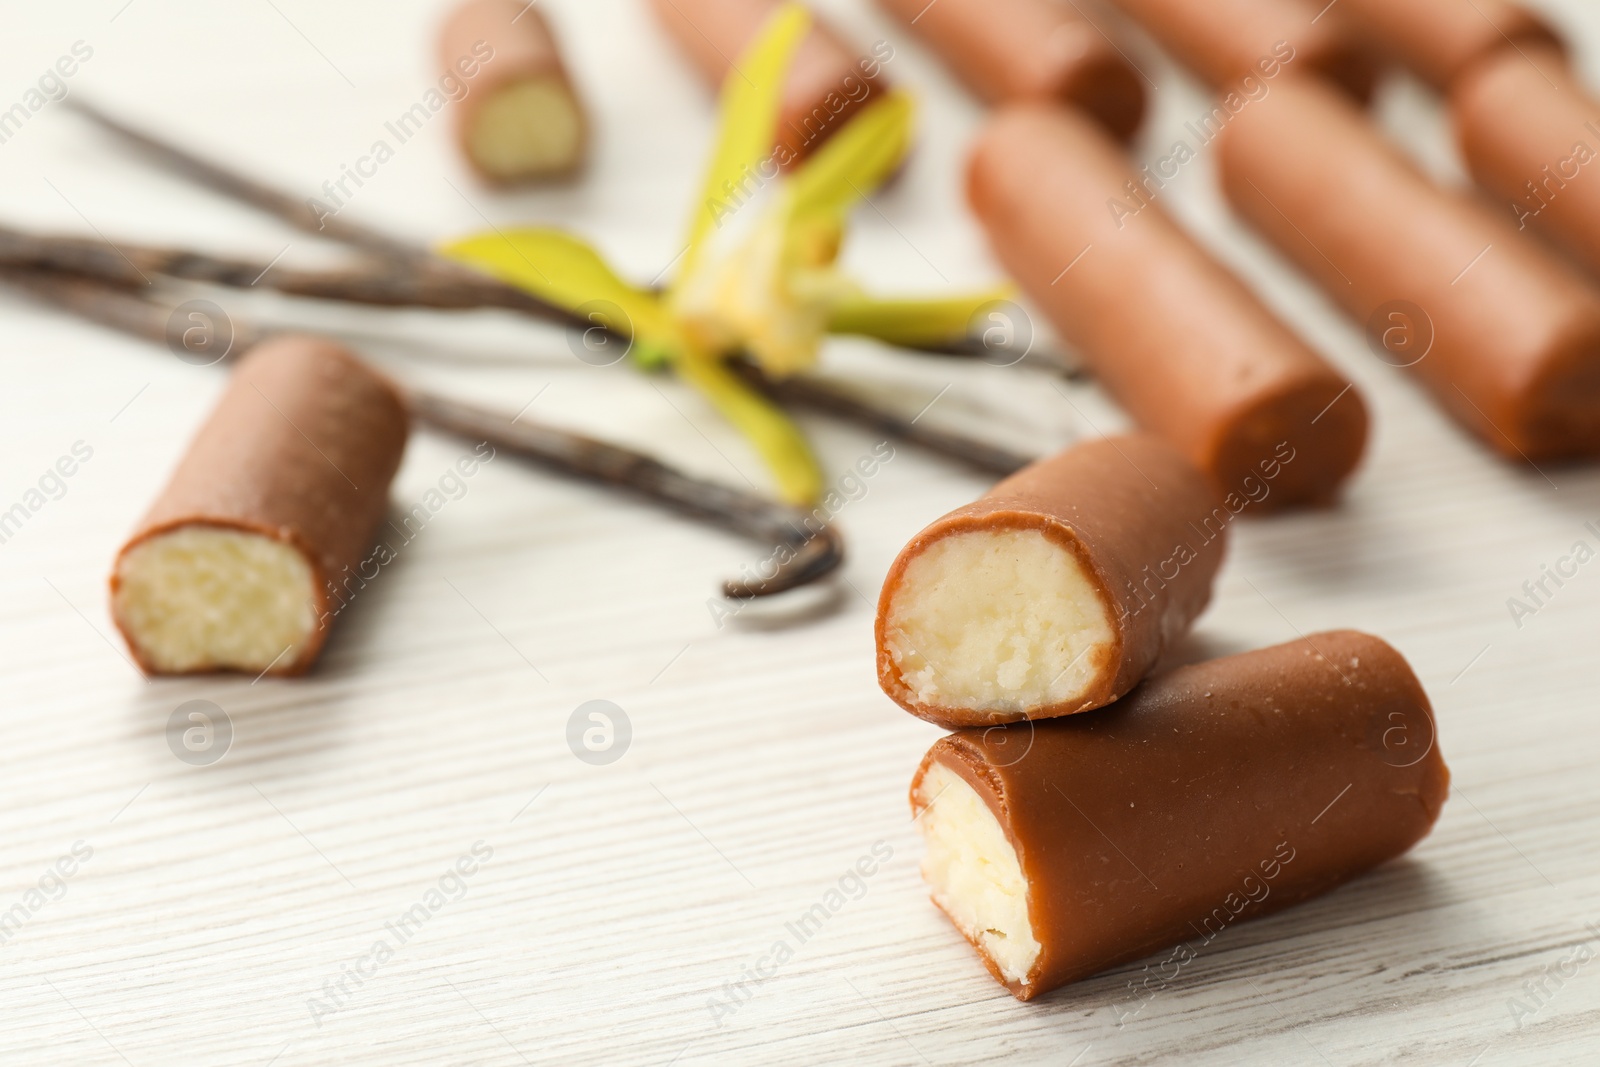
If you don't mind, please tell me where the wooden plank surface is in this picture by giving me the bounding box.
[2,1,1599,1063]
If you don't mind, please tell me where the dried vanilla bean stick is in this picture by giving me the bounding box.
[896,334,1087,380]
[733,362,1034,476]
[0,224,1048,363]
[1,267,242,348]
[1,226,1040,467]
[49,106,1060,469]
[65,98,426,265]
[63,98,581,327]
[0,226,579,320]
[59,103,1074,371]
[406,391,843,598]
[4,267,842,598]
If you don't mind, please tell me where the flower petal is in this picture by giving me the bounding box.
[676,353,824,506]
[673,3,812,296]
[828,286,1017,349]
[440,227,678,365]
[784,89,915,224]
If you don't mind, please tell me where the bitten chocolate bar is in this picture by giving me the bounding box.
[1340,0,1561,91]
[875,0,1145,140]
[438,0,588,183]
[1110,0,1376,100]
[646,0,892,166]
[910,631,1449,1000]
[110,336,409,676]
[877,435,1226,729]
[968,104,1367,507]
[1218,76,1600,460]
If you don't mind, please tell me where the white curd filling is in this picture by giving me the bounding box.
[114,525,317,673]
[469,78,583,179]
[883,528,1114,713]
[915,760,1040,984]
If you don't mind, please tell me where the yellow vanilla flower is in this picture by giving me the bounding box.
[674,210,852,377]
[438,2,1004,507]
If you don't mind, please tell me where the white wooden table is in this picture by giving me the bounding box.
[3,1,1599,1063]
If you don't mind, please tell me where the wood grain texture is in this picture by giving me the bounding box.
[1,0,1599,1063]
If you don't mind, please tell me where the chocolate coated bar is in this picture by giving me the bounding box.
[110,336,409,676]
[1340,0,1561,90]
[875,0,1145,140]
[439,0,587,183]
[910,630,1448,1000]
[1218,76,1600,460]
[877,435,1226,728]
[1110,0,1376,100]
[967,103,1367,506]
[1453,46,1600,277]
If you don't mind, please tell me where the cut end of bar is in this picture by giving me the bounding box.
[881,528,1114,721]
[915,759,1040,988]
[467,77,584,181]
[113,525,319,675]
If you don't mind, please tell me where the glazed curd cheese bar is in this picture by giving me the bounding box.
[1110,0,1377,100]
[110,336,409,676]
[968,103,1368,507]
[438,0,588,183]
[875,0,1146,140]
[911,631,1449,1000]
[1218,76,1600,460]
[1339,0,1562,91]
[876,435,1226,729]
[1452,45,1600,279]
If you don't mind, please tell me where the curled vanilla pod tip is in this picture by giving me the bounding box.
[406,389,844,599]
